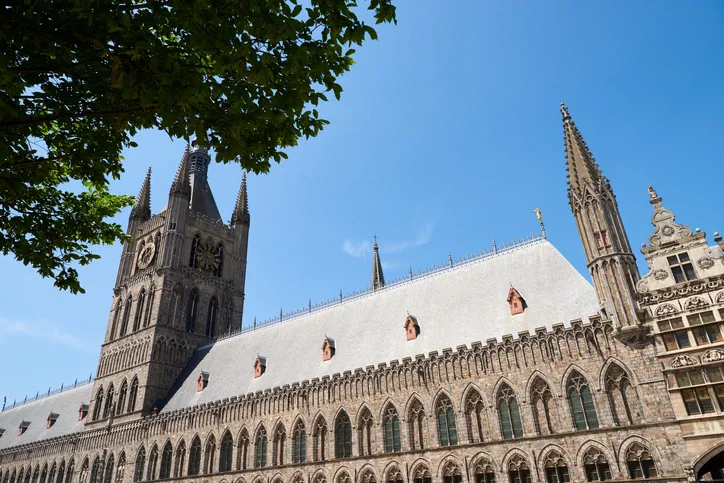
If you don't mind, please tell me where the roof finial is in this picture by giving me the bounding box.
[534,207,546,239]
[560,102,571,121]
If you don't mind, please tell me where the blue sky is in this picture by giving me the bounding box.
[1,1,723,405]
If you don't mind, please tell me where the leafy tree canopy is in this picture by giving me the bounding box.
[0,0,396,293]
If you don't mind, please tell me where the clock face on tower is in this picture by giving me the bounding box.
[137,242,156,270]
[195,242,222,272]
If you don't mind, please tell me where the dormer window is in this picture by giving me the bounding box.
[322,337,336,361]
[197,371,210,392]
[18,421,30,436]
[404,315,420,341]
[254,356,267,378]
[78,404,89,421]
[668,253,697,283]
[507,287,526,316]
[46,413,59,429]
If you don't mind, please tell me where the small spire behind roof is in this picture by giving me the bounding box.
[232,171,250,226]
[131,167,152,219]
[561,102,603,195]
[371,237,385,291]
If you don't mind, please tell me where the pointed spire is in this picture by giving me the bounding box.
[561,102,603,196]
[371,237,385,291]
[232,172,250,226]
[170,145,191,195]
[131,168,152,219]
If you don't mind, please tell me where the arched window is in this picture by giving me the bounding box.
[473,459,495,483]
[213,243,224,277]
[334,411,352,459]
[159,442,172,479]
[543,452,569,483]
[114,454,125,483]
[48,463,57,483]
[408,398,426,450]
[358,407,374,456]
[605,364,636,426]
[206,297,219,338]
[583,448,612,481]
[497,384,523,440]
[625,443,657,479]
[336,472,352,483]
[128,377,139,413]
[567,371,598,430]
[77,461,87,483]
[102,455,113,483]
[116,380,128,416]
[143,285,155,328]
[188,437,201,476]
[507,455,531,483]
[133,447,145,483]
[272,423,286,466]
[120,296,133,337]
[203,435,216,474]
[65,460,74,483]
[152,232,161,265]
[436,395,458,447]
[173,441,185,478]
[103,384,115,419]
[254,427,267,468]
[146,445,158,481]
[170,285,183,328]
[93,387,104,421]
[31,467,39,483]
[465,389,485,443]
[189,235,201,268]
[383,405,401,453]
[40,464,48,483]
[292,420,306,464]
[110,299,122,341]
[224,301,234,335]
[441,461,462,483]
[133,288,146,332]
[531,378,556,435]
[236,429,249,470]
[386,466,404,483]
[360,469,376,483]
[312,417,328,462]
[186,289,199,333]
[219,431,233,472]
[412,465,432,483]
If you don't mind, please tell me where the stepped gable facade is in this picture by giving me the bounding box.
[1,106,724,483]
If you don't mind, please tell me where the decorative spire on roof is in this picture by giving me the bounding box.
[131,167,152,219]
[371,236,385,291]
[232,172,250,226]
[170,145,191,195]
[561,102,604,198]
[646,186,692,247]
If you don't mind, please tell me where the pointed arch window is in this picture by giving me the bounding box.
[116,380,128,416]
[110,299,122,341]
[120,296,133,337]
[143,285,155,328]
[625,443,657,479]
[90,459,102,483]
[31,467,39,483]
[292,420,306,464]
[133,447,146,483]
[92,387,104,421]
[159,442,172,479]
[408,398,426,450]
[473,459,495,483]
[173,441,185,478]
[213,243,224,277]
[464,389,485,443]
[272,424,286,466]
[40,464,48,483]
[146,445,158,481]
[498,384,523,440]
[65,460,74,483]
[383,405,401,453]
[114,454,125,483]
[544,452,570,483]
[48,464,57,483]
[133,289,146,332]
[203,435,216,474]
[188,437,201,476]
[531,378,556,435]
[412,465,432,483]
[219,431,233,472]
[128,377,139,413]
[567,371,599,430]
[170,285,183,328]
[583,448,612,482]
[312,417,328,462]
[508,455,531,483]
[102,456,113,483]
[442,461,463,483]
[605,364,636,426]
[436,395,458,447]
[358,407,374,456]
[254,428,267,468]
[386,467,403,483]
[189,235,201,268]
[103,384,115,419]
[334,411,352,459]
[206,297,219,338]
[236,430,249,470]
[186,290,199,333]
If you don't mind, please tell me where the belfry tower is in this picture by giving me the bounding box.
[87,142,250,428]
[561,103,644,343]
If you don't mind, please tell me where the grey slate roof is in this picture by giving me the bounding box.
[189,172,222,221]
[161,239,599,412]
[0,384,92,450]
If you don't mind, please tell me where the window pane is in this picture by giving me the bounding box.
[499,402,512,440]
[675,331,691,348]
[447,410,458,445]
[706,325,722,342]
[675,372,691,387]
[694,327,710,345]
[690,371,705,386]
[714,385,724,411]
[584,465,598,482]
[706,367,724,383]
[679,253,690,262]
[657,321,671,331]
[663,333,678,351]
[545,468,558,483]
[437,410,449,446]
[641,460,657,478]
[671,318,684,329]
[581,386,599,429]
[509,399,523,438]
[701,312,716,323]
[682,389,701,415]
[671,267,685,284]
[683,263,697,281]
[667,256,678,265]
[687,315,702,326]
[697,388,715,413]
[569,391,586,431]
[627,462,642,479]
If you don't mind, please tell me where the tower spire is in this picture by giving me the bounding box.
[371,237,385,291]
[131,168,152,219]
[232,172,250,226]
[170,145,191,195]
[561,102,604,198]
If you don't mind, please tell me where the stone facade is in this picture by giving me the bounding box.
[1,106,723,483]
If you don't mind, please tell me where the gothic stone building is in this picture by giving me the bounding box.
[1,105,724,483]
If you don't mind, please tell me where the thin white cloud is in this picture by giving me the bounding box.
[381,260,400,270]
[0,317,93,353]
[383,223,433,254]
[342,240,371,258]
